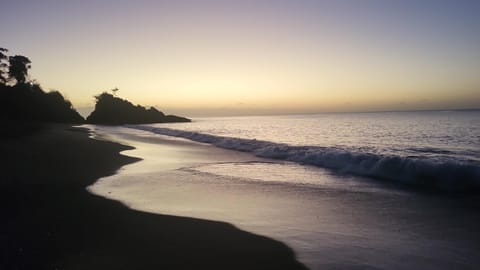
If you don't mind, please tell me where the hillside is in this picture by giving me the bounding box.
[0,83,84,124]
[86,93,190,125]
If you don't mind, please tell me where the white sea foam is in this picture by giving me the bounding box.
[127,125,480,191]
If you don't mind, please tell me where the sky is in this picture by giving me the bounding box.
[3,0,480,116]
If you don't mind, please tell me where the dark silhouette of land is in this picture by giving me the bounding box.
[0,83,84,125]
[87,92,190,125]
[0,125,306,270]
[1,48,83,124]
[1,47,188,126]
[1,47,305,269]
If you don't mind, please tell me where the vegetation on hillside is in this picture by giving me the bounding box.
[86,92,190,124]
[0,47,84,123]
[1,47,190,126]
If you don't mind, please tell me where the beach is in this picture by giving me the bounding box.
[3,1,480,269]
[2,118,479,270]
[0,125,306,270]
[88,121,480,270]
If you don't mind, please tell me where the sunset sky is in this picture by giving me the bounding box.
[3,0,480,116]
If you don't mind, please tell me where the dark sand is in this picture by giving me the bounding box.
[0,125,306,270]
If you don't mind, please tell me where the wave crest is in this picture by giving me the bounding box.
[128,125,480,191]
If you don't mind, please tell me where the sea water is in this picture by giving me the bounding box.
[130,111,480,191]
[89,111,480,270]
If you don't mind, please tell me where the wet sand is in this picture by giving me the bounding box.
[89,126,480,270]
[0,125,306,270]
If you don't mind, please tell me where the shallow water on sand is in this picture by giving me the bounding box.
[87,125,480,270]
[128,111,480,191]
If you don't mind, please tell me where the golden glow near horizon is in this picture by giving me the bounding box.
[4,1,480,115]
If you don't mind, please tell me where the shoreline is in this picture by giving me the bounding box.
[89,125,480,270]
[0,124,306,270]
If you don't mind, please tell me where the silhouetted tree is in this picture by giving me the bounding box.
[9,55,31,85]
[0,47,84,123]
[0,48,8,85]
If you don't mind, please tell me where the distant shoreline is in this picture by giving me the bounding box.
[0,124,306,270]
[91,108,479,118]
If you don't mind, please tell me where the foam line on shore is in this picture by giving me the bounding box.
[127,125,480,191]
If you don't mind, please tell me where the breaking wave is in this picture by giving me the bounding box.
[128,125,480,191]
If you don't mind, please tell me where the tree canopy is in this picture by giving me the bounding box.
[0,48,9,85]
[8,55,31,85]
[0,47,84,123]
[0,48,32,86]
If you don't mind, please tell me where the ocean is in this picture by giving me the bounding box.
[88,111,480,270]
[131,111,480,191]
